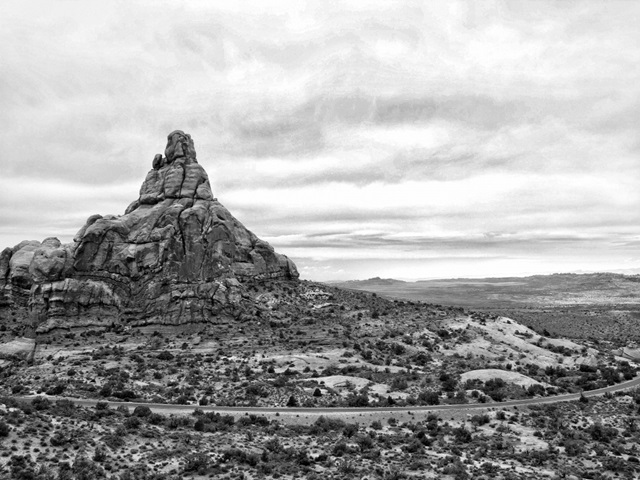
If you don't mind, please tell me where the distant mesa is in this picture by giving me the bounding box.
[342,277,406,286]
[0,131,298,332]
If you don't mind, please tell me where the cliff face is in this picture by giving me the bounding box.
[0,131,298,332]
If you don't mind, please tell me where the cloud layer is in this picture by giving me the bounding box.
[1,1,639,280]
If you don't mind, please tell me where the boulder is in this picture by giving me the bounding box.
[0,337,35,360]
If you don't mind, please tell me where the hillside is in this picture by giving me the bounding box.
[1,277,639,479]
[335,273,640,307]
[0,279,634,410]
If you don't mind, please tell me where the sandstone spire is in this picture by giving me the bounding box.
[0,131,298,332]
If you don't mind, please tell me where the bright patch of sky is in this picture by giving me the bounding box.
[1,1,639,281]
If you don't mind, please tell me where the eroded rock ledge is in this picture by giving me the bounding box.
[0,131,298,333]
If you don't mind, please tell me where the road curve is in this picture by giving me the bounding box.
[15,375,640,417]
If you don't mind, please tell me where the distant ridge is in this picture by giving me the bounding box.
[336,276,407,286]
[331,272,640,308]
[333,271,640,285]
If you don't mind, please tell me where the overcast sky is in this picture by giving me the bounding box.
[1,1,639,281]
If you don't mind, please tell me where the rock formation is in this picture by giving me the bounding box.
[0,131,298,333]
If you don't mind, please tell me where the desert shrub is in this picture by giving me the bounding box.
[411,352,432,366]
[264,437,283,453]
[93,446,107,462]
[102,433,125,450]
[202,412,234,430]
[332,442,350,457]
[383,467,407,480]
[72,455,106,479]
[442,458,468,477]
[601,455,628,473]
[485,378,506,389]
[245,382,268,397]
[355,434,374,451]
[527,384,546,396]
[31,396,51,411]
[157,351,174,361]
[273,375,289,387]
[441,377,458,392]
[295,448,311,466]
[184,452,209,473]
[437,329,450,339]
[113,390,136,400]
[391,376,408,391]
[53,399,75,416]
[222,448,247,463]
[564,439,586,457]
[414,429,432,446]
[311,416,346,435]
[0,421,9,437]
[194,418,206,432]
[116,405,130,415]
[403,438,424,453]
[133,405,152,417]
[588,422,617,443]
[346,392,369,407]
[390,343,405,355]
[418,390,440,405]
[236,414,269,427]
[147,412,164,425]
[470,414,490,426]
[343,422,359,438]
[99,384,112,397]
[123,416,141,430]
[50,430,70,446]
[8,454,37,479]
[46,383,66,395]
[482,378,507,401]
[452,427,472,443]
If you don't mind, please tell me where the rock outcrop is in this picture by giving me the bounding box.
[0,131,298,333]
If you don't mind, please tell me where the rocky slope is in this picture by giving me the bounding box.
[0,130,298,333]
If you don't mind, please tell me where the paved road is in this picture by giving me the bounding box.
[16,375,640,417]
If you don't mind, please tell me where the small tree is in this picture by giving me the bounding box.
[286,395,298,407]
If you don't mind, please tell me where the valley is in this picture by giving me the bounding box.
[334,274,640,345]
[1,279,640,479]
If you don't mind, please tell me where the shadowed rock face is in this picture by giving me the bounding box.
[0,131,298,332]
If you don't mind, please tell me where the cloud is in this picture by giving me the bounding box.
[0,1,639,281]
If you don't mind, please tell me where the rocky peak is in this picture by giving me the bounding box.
[0,131,298,333]
[164,130,197,163]
[127,130,213,213]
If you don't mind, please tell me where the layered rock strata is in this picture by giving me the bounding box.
[0,131,298,332]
